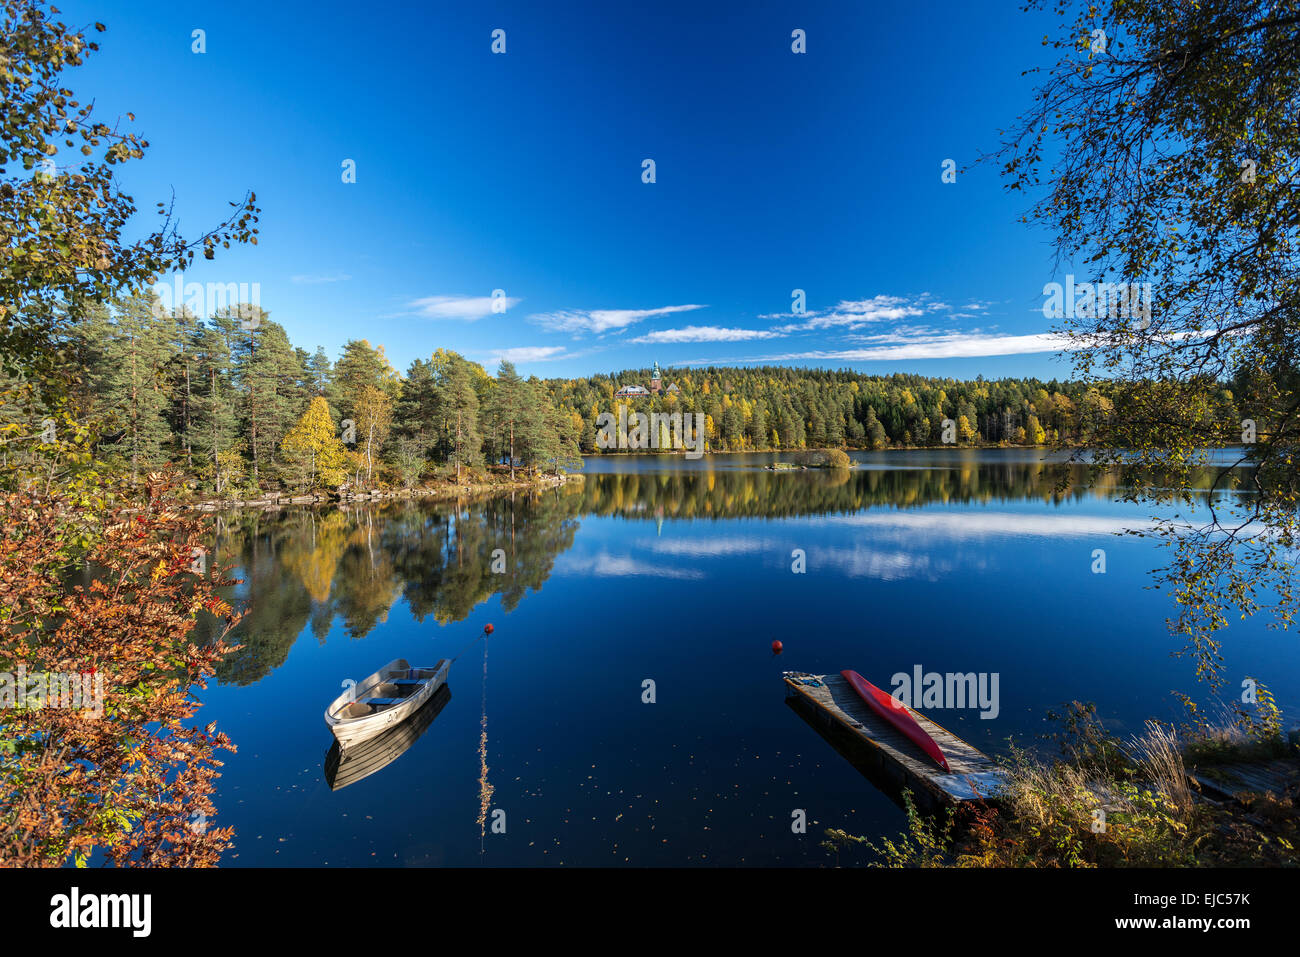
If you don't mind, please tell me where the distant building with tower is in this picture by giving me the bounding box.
[615,361,678,399]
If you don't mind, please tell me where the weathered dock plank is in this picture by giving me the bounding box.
[1188,757,1300,803]
[784,671,1007,812]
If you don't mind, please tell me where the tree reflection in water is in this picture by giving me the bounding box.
[195,456,1245,685]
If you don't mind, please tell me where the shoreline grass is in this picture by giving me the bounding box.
[824,702,1299,868]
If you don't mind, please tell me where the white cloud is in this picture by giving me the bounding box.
[817,511,1154,538]
[815,332,1081,360]
[631,325,783,344]
[486,346,569,364]
[808,545,948,581]
[556,551,704,579]
[723,331,1085,363]
[530,303,707,335]
[843,324,944,344]
[410,294,520,321]
[773,295,929,333]
[291,273,352,284]
[644,536,770,557]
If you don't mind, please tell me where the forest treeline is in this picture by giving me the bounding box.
[546,365,1243,453]
[4,295,581,494]
[4,294,1247,495]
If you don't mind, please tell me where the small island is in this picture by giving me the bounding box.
[766,449,853,470]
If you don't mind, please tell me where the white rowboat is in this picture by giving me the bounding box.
[325,684,452,790]
[325,657,449,750]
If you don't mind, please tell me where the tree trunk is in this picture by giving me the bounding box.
[183,356,192,471]
[211,365,220,492]
[248,328,259,486]
[130,332,139,483]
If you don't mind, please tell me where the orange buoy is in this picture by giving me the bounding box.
[771,640,783,654]
[484,623,494,635]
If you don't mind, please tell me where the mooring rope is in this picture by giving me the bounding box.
[451,625,491,664]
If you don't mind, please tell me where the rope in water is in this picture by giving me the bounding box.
[451,624,492,664]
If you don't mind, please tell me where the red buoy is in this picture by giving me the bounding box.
[484,623,495,635]
[771,640,783,654]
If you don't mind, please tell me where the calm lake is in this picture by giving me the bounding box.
[197,449,1298,866]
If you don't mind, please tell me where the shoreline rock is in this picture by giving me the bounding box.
[182,472,582,512]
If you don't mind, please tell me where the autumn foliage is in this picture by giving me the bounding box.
[280,395,350,490]
[0,476,242,866]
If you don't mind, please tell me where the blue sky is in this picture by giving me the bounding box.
[66,0,1078,380]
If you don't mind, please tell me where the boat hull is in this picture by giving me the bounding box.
[325,684,452,790]
[325,658,449,750]
[840,670,951,772]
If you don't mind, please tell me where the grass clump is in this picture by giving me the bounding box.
[823,701,1298,867]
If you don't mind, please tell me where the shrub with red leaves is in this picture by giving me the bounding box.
[0,476,242,866]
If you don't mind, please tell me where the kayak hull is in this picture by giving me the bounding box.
[840,670,951,772]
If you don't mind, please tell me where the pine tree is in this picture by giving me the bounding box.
[335,339,398,425]
[163,306,202,471]
[98,294,176,481]
[305,347,334,400]
[233,311,305,487]
[512,379,580,475]
[394,358,439,456]
[69,301,116,430]
[437,353,482,483]
[864,407,888,449]
[193,312,241,493]
[722,402,745,450]
[485,361,529,479]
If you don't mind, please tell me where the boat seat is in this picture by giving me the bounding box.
[365,697,405,708]
[390,679,424,686]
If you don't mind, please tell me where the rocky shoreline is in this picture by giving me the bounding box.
[183,471,582,511]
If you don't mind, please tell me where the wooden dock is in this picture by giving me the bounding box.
[1188,757,1300,804]
[784,671,1008,813]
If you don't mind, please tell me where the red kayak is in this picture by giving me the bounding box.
[841,670,951,772]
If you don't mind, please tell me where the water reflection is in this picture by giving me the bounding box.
[192,450,1291,866]
[476,639,493,853]
[574,453,1240,520]
[197,453,1243,686]
[197,487,582,685]
[324,684,452,791]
